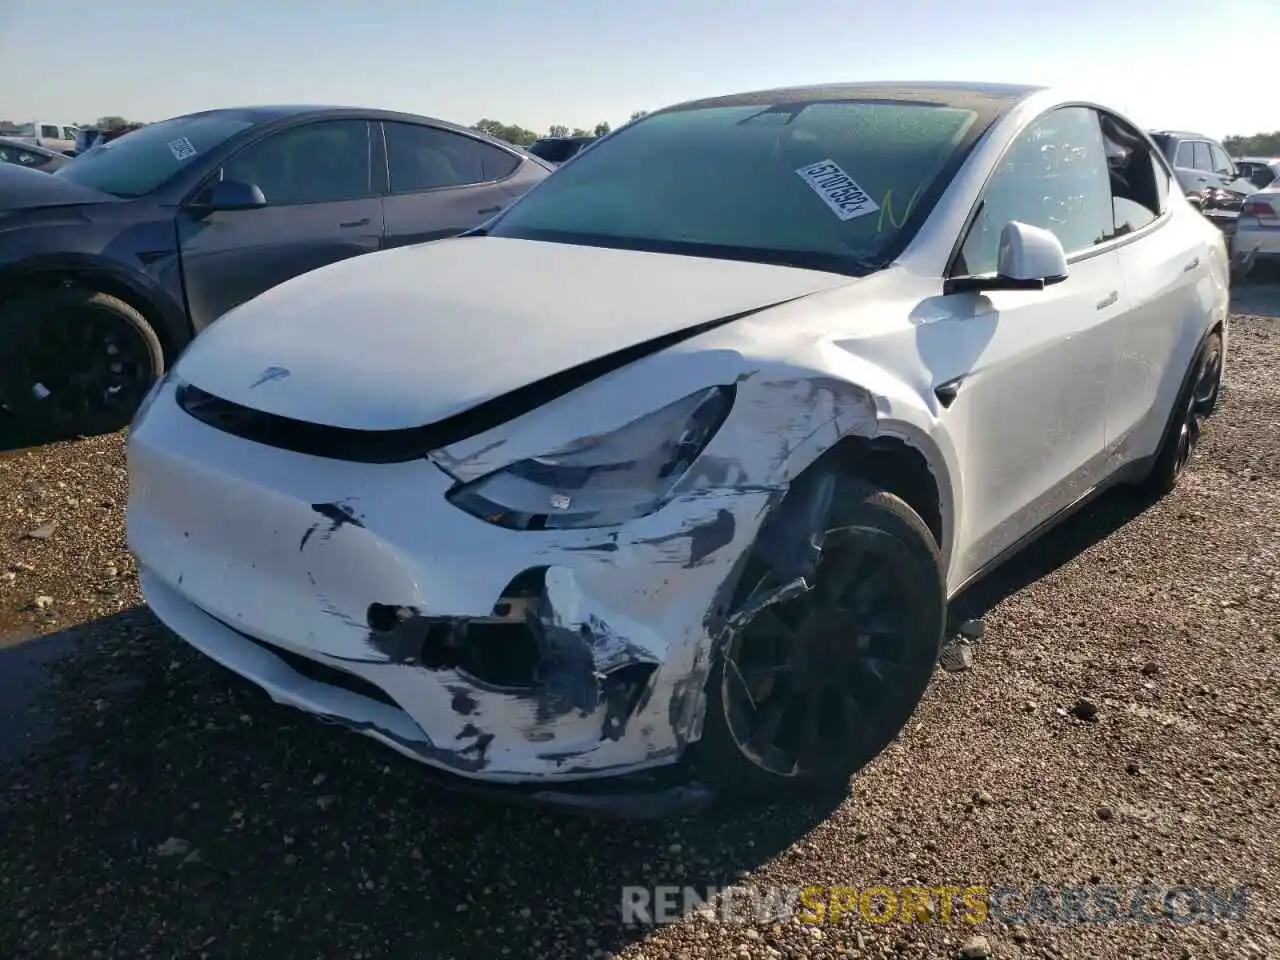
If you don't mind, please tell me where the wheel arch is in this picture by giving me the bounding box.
[818,432,949,553]
[0,255,192,360]
[735,405,959,612]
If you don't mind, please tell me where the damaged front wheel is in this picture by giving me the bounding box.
[694,477,945,800]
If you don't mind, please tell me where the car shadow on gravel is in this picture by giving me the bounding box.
[1231,279,1280,320]
[0,408,57,456]
[948,484,1153,627]
[2,604,841,958]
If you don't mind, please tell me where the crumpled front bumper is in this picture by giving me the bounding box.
[127,382,775,784]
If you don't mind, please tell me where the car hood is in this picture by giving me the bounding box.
[0,163,118,211]
[174,237,855,431]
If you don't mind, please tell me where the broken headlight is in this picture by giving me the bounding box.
[447,385,735,530]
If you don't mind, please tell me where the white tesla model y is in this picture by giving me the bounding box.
[126,82,1228,804]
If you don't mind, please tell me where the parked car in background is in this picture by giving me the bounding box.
[1234,156,1280,190]
[526,135,596,165]
[1233,184,1280,277]
[0,105,551,437]
[74,128,98,156]
[74,123,147,156]
[126,82,1228,806]
[12,121,80,155]
[0,136,70,172]
[1149,130,1257,233]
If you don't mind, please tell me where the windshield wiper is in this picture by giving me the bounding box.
[736,103,810,126]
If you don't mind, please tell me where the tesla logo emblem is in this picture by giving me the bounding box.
[250,366,290,388]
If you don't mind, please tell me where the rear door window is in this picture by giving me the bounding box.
[1100,112,1167,237]
[40,124,60,139]
[1191,142,1212,171]
[1100,113,1172,239]
[1208,143,1235,176]
[384,122,520,192]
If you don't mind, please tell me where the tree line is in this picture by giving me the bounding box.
[471,110,647,147]
[85,116,143,131]
[1222,131,1280,157]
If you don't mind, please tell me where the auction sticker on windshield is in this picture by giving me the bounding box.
[795,160,880,221]
[168,137,198,162]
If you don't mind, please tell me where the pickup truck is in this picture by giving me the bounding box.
[12,121,80,156]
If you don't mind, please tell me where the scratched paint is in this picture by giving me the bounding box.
[299,501,365,551]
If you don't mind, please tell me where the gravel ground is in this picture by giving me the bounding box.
[1,288,1277,960]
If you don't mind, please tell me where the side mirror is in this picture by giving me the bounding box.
[946,221,1069,294]
[197,179,267,213]
[997,221,1069,283]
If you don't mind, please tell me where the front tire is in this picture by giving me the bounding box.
[692,477,946,801]
[0,286,164,438]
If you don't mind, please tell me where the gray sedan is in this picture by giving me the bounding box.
[0,136,70,172]
[0,106,550,437]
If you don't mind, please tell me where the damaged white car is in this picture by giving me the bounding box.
[126,82,1228,806]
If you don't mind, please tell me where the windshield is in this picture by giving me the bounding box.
[529,139,579,163]
[53,114,255,197]
[15,122,35,137]
[490,100,980,273]
[1149,133,1176,161]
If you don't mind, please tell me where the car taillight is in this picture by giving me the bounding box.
[1242,198,1278,222]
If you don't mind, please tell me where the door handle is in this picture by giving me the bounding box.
[339,217,371,229]
[1182,257,1200,273]
[1096,290,1118,310]
[477,206,502,215]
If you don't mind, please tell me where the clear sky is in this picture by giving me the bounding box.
[0,0,1271,139]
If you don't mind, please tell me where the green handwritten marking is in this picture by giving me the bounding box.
[877,181,926,233]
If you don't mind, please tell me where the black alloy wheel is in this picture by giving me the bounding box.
[1144,331,1222,496]
[695,478,946,799]
[0,287,164,437]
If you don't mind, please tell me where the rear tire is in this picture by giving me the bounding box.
[0,286,164,437]
[1142,332,1222,497]
[692,476,946,801]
